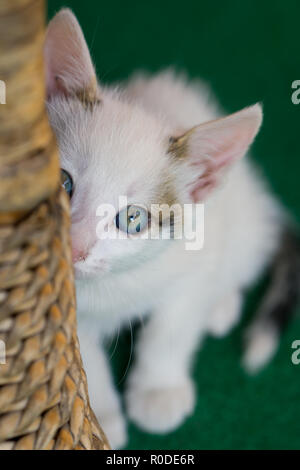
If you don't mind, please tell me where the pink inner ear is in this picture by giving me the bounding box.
[44,9,96,98]
[186,105,262,202]
[190,171,217,202]
[45,65,67,98]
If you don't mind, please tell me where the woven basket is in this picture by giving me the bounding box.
[0,0,109,450]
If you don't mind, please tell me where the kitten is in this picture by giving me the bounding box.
[45,9,299,448]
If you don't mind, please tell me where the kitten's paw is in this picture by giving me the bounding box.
[208,291,242,337]
[242,325,278,374]
[98,410,127,449]
[125,379,195,433]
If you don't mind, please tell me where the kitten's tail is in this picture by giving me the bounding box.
[243,228,300,373]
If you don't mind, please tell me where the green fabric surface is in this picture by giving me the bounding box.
[48,0,300,449]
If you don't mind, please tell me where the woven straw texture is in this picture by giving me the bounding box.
[0,0,109,450]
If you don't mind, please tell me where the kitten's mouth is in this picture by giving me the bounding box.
[73,258,108,280]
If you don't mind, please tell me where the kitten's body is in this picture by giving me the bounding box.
[45,10,297,449]
[74,72,282,446]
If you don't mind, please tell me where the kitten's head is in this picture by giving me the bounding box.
[45,9,262,280]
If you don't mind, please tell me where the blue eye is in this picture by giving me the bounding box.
[116,205,149,234]
[61,169,73,197]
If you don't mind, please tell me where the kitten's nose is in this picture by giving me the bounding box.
[71,220,96,264]
[72,246,88,263]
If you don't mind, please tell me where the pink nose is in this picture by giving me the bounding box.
[72,247,88,263]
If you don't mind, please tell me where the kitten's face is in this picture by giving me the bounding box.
[45,9,262,279]
[47,93,180,279]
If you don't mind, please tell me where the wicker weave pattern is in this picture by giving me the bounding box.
[0,0,59,215]
[0,0,109,450]
[0,189,109,450]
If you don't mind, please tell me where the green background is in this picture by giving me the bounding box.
[48,0,300,449]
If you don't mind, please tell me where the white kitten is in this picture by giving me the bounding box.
[45,10,299,449]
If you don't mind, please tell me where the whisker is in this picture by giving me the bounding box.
[109,324,120,360]
[90,15,101,54]
[117,319,134,385]
[105,329,115,351]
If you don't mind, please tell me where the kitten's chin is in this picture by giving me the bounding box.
[73,260,109,280]
[73,267,94,280]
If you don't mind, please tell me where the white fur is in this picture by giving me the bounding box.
[208,290,242,337]
[243,324,279,373]
[46,10,284,449]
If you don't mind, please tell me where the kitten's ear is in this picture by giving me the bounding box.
[44,8,99,102]
[169,104,262,202]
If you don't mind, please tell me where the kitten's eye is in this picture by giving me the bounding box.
[61,169,73,198]
[116,205,149,234]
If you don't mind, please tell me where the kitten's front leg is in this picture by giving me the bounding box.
[77,319,127,449]
[125,289,209,433]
